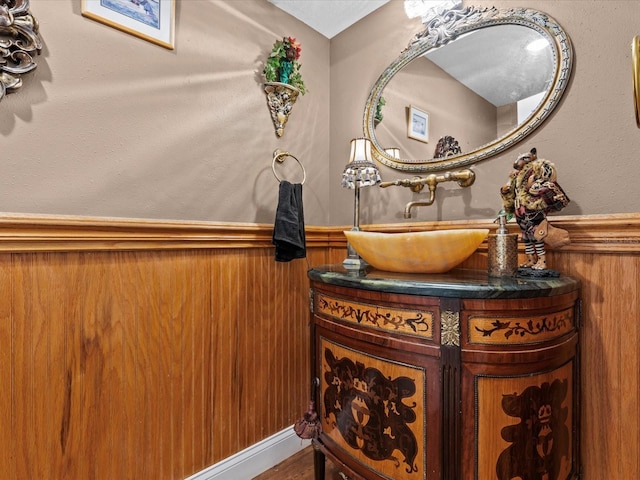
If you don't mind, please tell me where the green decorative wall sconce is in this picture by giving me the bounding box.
[263,36,306,137]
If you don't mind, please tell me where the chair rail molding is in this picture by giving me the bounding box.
[0,212,638,253]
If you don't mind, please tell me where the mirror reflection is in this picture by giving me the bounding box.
[375,26,554,160]
[363,6,573,172]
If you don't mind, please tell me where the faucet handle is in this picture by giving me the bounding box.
[379,176,425,193]
[454,169,476,187]
[379,178,409,188]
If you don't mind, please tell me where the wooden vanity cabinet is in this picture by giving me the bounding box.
[308,266,580,480]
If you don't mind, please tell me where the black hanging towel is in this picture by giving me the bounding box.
[272,180,306,262]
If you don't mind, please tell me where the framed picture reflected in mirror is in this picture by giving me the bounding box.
[407,105,429,143]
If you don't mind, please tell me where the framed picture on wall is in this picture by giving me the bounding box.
[82,0,175,50]
[407,105,429,143]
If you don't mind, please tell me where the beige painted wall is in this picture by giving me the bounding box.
[330,0,640,225]
[4,1,640,227]
[2,0,331,224]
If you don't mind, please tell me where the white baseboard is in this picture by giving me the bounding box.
[185,426,311,480]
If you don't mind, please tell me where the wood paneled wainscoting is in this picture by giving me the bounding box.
[0,215,345,480]
[0,213,637,479]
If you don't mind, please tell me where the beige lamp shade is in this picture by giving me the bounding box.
[341,138,381,189]
[384,147,400,159]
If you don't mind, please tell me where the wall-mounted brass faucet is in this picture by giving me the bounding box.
[379,169,476,218]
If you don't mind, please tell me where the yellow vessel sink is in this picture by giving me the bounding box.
[344,229,489,273]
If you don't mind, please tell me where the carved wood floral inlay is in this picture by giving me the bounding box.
[469,308,573,345]
[315,293,433,339]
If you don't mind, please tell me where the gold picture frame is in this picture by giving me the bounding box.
[632,36,640,128]
[82,0,175,50]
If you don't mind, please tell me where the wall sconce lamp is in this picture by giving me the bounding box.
[341,137,381,269]
[384,147,401,159]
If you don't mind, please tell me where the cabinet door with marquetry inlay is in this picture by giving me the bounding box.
[460,292,581,480]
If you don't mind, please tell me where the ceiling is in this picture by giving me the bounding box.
[268,0,389,39]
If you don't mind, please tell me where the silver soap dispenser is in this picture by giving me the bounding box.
[488,213,518,277]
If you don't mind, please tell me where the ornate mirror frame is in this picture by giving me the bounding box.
[632,36,640,128]
[363,6,573,172]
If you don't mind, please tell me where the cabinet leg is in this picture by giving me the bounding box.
[313,444,325,480]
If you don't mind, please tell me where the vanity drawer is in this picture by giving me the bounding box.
[314,290,437,341]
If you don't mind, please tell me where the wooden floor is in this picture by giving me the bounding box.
[253,446,344,480]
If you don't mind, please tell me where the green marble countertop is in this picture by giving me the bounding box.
[308,265,580,299]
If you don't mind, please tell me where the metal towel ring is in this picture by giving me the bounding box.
[272,149,306,185]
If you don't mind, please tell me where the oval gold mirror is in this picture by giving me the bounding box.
[363,6,573,172]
